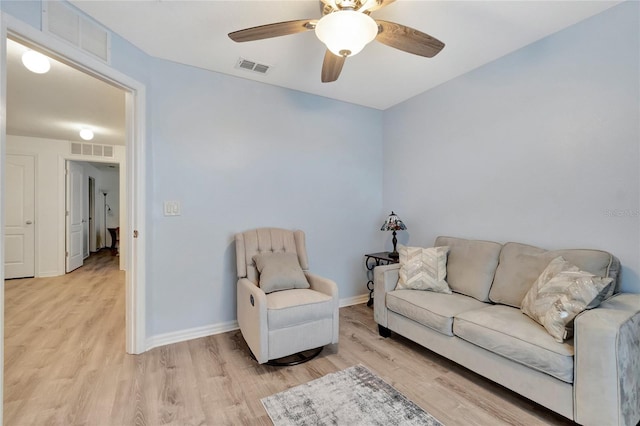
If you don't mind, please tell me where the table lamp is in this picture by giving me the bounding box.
[380,211,407,258]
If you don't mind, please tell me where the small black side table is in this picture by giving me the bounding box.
[364,252,399,307]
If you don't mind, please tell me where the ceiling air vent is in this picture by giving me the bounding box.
[235,57,271,75]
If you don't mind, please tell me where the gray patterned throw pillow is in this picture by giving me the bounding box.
[521,256,613,342]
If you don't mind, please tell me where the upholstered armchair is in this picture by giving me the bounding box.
[235,228,339,365]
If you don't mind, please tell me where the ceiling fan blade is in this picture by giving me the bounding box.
[321,50,346,83]
[358,0,396,13]
[375,20,445,58]
[228,19,315,43]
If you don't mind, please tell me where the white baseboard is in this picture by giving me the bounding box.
[37,271,62,278]
[144,294,369,351]
[145,320,239,351]
[340,294,369,307]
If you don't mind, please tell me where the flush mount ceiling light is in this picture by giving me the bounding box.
[314,10,378,57]
[21,50,51,74]
[79,128,94,141]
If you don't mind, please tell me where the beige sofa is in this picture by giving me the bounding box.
[374,236,640,426]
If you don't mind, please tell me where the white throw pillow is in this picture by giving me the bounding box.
[396,245,451,294]
[521,256,613,342]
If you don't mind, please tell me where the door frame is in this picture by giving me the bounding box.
[0,12,147,363]
[88,175,96,254]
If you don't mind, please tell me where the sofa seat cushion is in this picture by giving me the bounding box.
[267,288,332,330]
[386,289,489,336]
[454,305,575,383]
[434,236,502,302]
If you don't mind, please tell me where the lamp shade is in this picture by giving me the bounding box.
[380,211,407,231]
[315,10,378,57]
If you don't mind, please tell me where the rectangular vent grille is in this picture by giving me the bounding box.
[71,142,82,155]
[236,57,271,75]
[43,1,111,63]
[70,142,115,158]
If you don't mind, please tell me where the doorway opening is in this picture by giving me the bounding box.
[65,161,120,273]
[1,18,147,361]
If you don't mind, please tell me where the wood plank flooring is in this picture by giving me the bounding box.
[4,251,575,425]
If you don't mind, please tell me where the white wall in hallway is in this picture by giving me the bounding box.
[6,135,125,276]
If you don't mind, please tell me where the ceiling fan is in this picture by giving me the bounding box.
[228,0,445,83]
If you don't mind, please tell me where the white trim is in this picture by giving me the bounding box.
[0,12,7,426]
[340,294,369,307]
[145,321,240,352]
[1,14,147,356]
[145,296,369,351]
[36,271,61,278]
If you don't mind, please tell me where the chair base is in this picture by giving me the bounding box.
[251,347,324,366]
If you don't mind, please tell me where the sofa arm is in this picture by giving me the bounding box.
[305,272,339,344]
[574,293,640,426]
[237,278,269,363]
[373,264,400,328]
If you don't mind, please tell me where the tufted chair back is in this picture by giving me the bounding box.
[235,228,309,285]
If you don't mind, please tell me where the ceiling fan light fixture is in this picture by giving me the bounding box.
[315,10,378,57]
[21,50,51,74]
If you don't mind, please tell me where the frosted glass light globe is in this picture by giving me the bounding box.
[22,50,51,74]
[315,10,378,57]
[79,129,94,141]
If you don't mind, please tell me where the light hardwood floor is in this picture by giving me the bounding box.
[4,251,575,426]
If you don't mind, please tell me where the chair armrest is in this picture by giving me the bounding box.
[305,272,339,344]
[373,264,400,327]
[574,293,640,426]
[237,278,269,363]
[305,272,339,299]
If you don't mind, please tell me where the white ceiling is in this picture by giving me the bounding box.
[69,0,622,110]
[6,38,126,146]
[4,1,623,146]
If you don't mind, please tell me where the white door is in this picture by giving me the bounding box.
[4,155,36,279]
[66,161,84,272]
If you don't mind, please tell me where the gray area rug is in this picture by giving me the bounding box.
[261,364,443,426]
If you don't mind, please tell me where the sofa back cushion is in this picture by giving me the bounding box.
[489,242,619,308]
[434,236,502,302]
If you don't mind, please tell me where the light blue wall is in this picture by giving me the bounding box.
[3,0,637,343]
[383,2,640,293]
[2,1,384,338]
[147,59,383,334]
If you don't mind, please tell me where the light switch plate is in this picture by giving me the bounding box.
[163,201,181,216]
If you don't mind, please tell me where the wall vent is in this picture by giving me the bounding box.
[103,146,114,157]
[71,142,82,155]
[70,142,115,158]
[43,1,111,63]
[235,57,271,75]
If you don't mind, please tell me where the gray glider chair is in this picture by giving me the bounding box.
[235,228,339,365]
